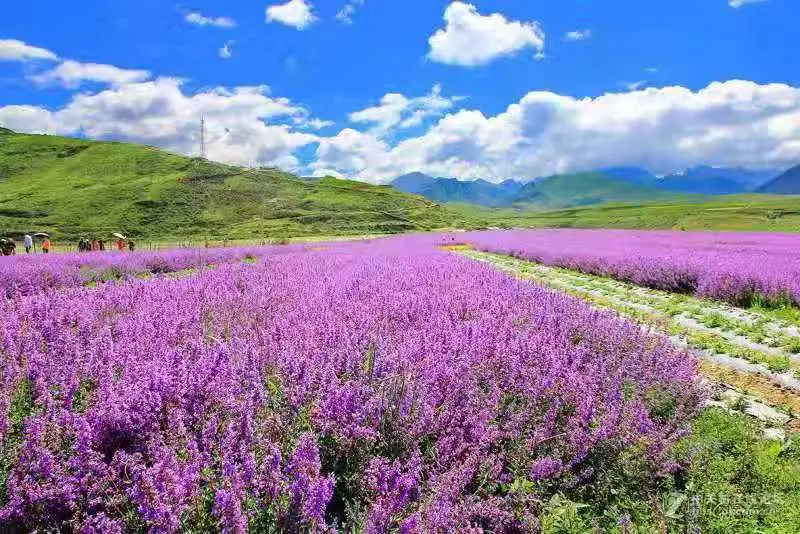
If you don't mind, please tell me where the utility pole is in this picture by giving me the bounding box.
[200,116,206,159]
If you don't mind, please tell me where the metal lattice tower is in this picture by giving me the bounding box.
[200,117,206,159]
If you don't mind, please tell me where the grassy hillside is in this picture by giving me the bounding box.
[511,172,685,208]
[453,194,800,232]
[0,130,483,241]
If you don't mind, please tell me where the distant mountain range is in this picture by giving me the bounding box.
[390,172,523,207]
[601,166,776,195]
[511,172,679,209]
[392,171,679,209]
[757,164,800,194]
[391,165,794,208]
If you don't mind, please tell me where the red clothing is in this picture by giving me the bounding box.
[116,239,127,251]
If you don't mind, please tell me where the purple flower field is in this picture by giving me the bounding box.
[466,229,800,308]
[0,236,702,532]
[0,245,307,299]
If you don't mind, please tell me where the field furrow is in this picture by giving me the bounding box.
[461,249,800,423]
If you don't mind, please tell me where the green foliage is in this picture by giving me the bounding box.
[72,379,98,414]
[1,378,38,505]
[526,408,800,532]
[673,408,800,533]
[538,495,593,533]
[181,473,222,533]
[687,331,793,373]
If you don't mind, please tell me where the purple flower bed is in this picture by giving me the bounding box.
[0,245,307,299]
[0,237,701,531]
[465,229,800,308]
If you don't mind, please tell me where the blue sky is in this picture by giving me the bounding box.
[1,0,798,182]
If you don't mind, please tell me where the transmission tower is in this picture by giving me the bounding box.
[200,116,206,159]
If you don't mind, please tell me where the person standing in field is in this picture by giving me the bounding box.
[116,238,127,252]
[23,234,33,253]
[42,237,51,254]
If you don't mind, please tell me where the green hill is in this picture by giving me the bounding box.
[0,130,482,241]
[451,194,800,232]
[510,172,686,208]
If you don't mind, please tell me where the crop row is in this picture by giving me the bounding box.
[460,250,800,420]
[0,239,702,532]
[465,229,800,309]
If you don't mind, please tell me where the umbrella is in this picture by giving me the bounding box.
[112,233,126,240]
[33,232,49,238]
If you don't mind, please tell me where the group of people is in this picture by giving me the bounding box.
[0,234,50,256]
[0,234,135,256]
[76,237,135,253]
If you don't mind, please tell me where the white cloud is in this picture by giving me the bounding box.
[0,39,58,62]
[29,60,151,88]
[564,29,592,41]
[0,79,318,170]
[185,12,237,28]
[312,80,800,183]
[729,0,767,8]
[427,2,545,67]
[266,0,317,30]
[307,118,334,130]
[310,167,346,179]
[623,81,646,91]
[219,41,234,59]
[5,65,799,187]
[0,105,57,133]
[336,0,365,24]
[314,128,391,180]
[348,84,464,136]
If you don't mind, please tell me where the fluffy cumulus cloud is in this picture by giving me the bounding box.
[0,39,58,62]
[313,128,392,181]
[28,60,151,88]
[336,0,365,24]
[428,2,545,67]
[0,105,57,133]
[313,80,800,183]
[0,79,319,169]
[185,12,237,28]
[266,0,317,30]
[348,84,463,136]
[565,29,592,41]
